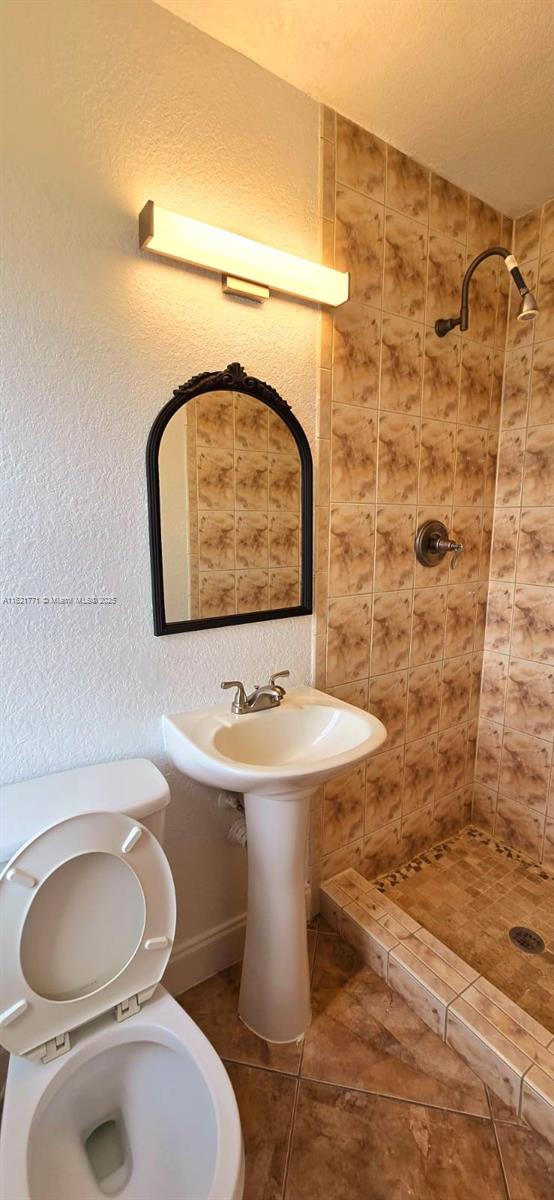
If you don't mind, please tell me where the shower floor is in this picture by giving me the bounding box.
[376,826,554,1031]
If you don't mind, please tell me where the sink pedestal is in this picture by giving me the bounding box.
[239,787,313,1043]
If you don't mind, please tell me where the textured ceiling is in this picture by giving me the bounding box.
[155,0,554,217]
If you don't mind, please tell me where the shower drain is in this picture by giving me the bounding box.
[509,926,545,954]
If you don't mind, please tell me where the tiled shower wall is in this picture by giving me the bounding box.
[310,105,514,891]
[474,198,554,866]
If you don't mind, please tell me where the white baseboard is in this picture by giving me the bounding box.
[164,882,313,996]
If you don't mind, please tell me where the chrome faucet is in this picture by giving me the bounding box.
[221,671,290,715]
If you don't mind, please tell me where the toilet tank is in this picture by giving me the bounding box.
[0,759,170,871]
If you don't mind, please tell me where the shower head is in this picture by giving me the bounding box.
[517,290,539,322]
[435,246,539,337]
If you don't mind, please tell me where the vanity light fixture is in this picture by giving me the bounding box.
[138,200,349,306]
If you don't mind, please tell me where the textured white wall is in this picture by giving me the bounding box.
[0,0,319,946]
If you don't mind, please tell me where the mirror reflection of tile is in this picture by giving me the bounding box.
[159,390,301,622]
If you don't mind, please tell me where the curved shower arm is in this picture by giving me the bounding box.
[435,245,535,337]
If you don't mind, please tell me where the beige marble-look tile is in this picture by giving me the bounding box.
[511,584,554,665]
[374,504,416,591]
[198,510,235,571]
[523,424,554,506]
[386,145,429,221]
[386,949,452,1036]
[323,764,365,854]
[400,801,434,860]
[224,1061,296,1200]
[529,339,554,426]
[495,428,526,506]
[178,962,302,1073]
[514,208,542,262]
[383,210,427,322]
[199,570,236,618]
[328,504,374,596]
[407,662,442,741]
[517,507,554,586]
[287,1079,505,1200]
[445,584,477,656]
[365,746,404,831]
[473,782,497,833]
[336,114,385,201]
[268,512,297,568]
[321,838,364,881]
[236,568,269,613]
[333,300,381,408]
[536,252,554,343]
[495,1118,554,1194]
[429,173,468,241]
[336,185,384,308]
[437,725,467,796]
[340,903,391,977]
[451,507,482,583]
[268,411,296,455]
[543,199,554,256]
[484,581,513,653]
[467,195,501,250]
[402,734,437,813]
[379,313,423,414]
[368,670,407,748]
[331,403,376,503]
[326,594,371,686]
[495,796,545,861]
[419,418,456,504]
[233,393,269,451]
[505,657,554,740]
[410,587,447,665]
[501,345,532,429]
[475,719,502,789]
[196,447,235,509]
[454,425,487,506]
[328,679,369,708]
[468,254,498,347]
[235,511,269,570]
[268,453,299,513]
[521,1066,554,1146]
[459,341,492,428]
[302,934,489,1114]
[195,390,234,447]
[480,651,508,723]
[269,567,299,608]
[490,508,519,581]
[426,231,465,328]
[440,655,472,729]
[446,996,531,1111]
[370,590,412,675]
[422,327,460,422]
[468,976,552,1052]
[362,819,403,879]
[377,411,420,503]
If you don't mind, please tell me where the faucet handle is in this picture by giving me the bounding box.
[221,680,248,713]
[269,670,290,697]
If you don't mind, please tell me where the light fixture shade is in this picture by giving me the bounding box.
[139,201,349,307]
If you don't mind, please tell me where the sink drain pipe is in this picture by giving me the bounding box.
[218,790,247,848]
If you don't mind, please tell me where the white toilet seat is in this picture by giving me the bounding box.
[0,987,245,1200]
[0,811,176,1058]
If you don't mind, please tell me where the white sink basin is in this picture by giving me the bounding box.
[163,686,386,1044]
[163,686,386,794]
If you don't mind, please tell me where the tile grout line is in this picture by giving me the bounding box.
[486,1088,514,1200]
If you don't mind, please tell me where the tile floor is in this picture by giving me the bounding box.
[378,826,554,1030]
[178,922,554,1199]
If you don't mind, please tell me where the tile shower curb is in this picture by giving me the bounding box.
[320,868,554,1146]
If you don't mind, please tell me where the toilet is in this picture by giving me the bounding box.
[0,759,244,1200]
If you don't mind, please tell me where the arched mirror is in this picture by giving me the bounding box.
[146,362,313,634]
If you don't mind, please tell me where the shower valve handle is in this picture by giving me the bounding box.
[415,520,464,570]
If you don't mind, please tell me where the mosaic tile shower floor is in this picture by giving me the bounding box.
[377,826,554,1031]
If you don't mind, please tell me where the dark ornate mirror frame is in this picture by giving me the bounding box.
[146,362,313,635]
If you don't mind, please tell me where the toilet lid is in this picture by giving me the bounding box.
[0,811,176,1057]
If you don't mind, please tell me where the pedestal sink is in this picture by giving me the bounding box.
[163,686,386,1042]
